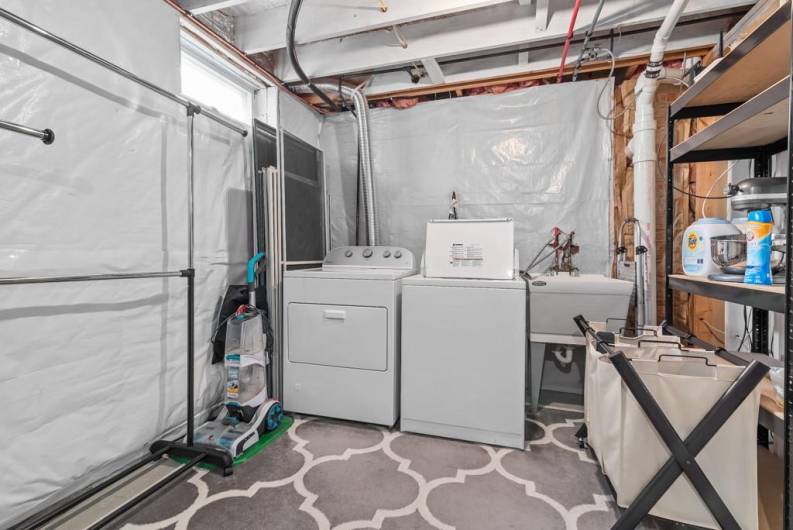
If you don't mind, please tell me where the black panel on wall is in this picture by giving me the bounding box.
[283,132,324,262]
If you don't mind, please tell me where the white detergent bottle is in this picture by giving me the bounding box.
[681,218,741,276]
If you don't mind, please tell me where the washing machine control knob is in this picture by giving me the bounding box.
[394,250,402,259]
[362,248,373,258]
[344,249,353,258]
[383,250,391,258]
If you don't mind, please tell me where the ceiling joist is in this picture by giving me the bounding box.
[421,58,446,84]
[273,0,750,83]
[237,0,516,54]
[300,46,711,106]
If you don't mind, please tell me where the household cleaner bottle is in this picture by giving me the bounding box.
[744,209,773,285]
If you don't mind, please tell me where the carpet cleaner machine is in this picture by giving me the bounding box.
[194,253,283,469]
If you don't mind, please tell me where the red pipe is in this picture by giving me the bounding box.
[556,0,583,83]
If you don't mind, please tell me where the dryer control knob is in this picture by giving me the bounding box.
[344,249,353,258]
[394,250,402,259]
[362,248,373,258]
[383,250,391,258]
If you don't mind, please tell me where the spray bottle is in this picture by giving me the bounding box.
[744,209,773,285]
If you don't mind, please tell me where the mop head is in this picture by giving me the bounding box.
[174,415,294,470]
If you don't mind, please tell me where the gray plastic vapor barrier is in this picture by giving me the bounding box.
[320,79,613,273]
[0,2,250,524]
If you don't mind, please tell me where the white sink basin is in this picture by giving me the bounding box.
[528,273,633,336]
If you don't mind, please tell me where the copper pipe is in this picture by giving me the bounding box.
[162,0,322,112]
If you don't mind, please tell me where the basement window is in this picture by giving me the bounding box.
[179,37,255,125]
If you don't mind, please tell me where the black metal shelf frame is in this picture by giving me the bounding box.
[664,5,793,527]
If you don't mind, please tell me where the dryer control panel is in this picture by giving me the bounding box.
[323,246,415,270]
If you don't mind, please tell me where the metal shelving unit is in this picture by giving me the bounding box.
[664,3,793,527]
[671,77,789,164]
[667,274,785,313]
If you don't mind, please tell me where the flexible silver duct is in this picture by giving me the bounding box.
[298,83,377,245]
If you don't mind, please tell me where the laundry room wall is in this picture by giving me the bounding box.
[279,89,323,148]
[0,1,250,525]
[320,79,613,273]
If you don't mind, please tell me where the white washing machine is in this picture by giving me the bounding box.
[400,274,526,449]
[283,246,416,426]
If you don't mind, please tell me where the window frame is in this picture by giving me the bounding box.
[179,33,261,125]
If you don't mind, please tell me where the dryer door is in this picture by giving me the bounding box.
[287,303,388,371]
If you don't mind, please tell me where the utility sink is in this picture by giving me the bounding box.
[527,272,633,413]
[528,272,633,336]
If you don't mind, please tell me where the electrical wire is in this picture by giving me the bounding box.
[700,161,738,217]
[594,47,617,122]
[657,74,690,88]
[671,184,735,200]
[736,308,748,351]
[286,0,338,111]
[742,306,753,351]
[700,318,725,340]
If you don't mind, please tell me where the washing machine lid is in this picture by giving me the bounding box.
[401,273,526,289]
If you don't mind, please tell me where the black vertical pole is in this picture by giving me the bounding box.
[752,309,770,354]
[186,270,195,445]
[754,306,771,446]
[665,106,674,324]
[148,105,232,473]
[754,154,772,179]
[753,153,772,355]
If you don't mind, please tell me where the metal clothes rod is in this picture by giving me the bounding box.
[0,270,186,286]
[0,7,247,137]
[0,118,53,144]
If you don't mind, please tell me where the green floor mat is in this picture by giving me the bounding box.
[174,415,294,470]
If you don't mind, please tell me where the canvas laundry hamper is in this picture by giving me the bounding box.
[584,323,680,475]
[588,344,710,498]
[612,355,760,530]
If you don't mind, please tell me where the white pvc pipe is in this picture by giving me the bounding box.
[552,345,575,365]
[631,0,689,324]
[648,0,691,72]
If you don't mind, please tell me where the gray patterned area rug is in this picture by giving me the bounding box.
[115,408,691,529]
